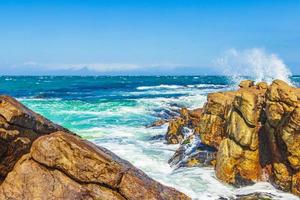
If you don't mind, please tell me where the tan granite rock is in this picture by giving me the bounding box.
[0,95,65,179]
[239,80,254,88]
[0,96,190,200]
[167,79,300,197]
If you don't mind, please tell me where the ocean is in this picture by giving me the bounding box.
[1,76,300,199]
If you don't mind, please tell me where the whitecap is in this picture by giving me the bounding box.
[137,84,185,90]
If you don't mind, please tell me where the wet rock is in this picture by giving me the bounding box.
[235,192,274,200]
[239,80,255,88]
[256,82,268,90]
[215,138,260,185]
[167,79,300,197]
[263,80,300,194]
[195,92,236,149]
[0,95,66,180]
[177,150,216,168]
[165,117,186,144]
[0,154,126,200]
[0,96,190,200]
[168,135,217,168]
[146,119,169,128]
[165,107,203,144]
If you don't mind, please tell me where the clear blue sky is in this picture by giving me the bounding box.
[0,0,299,75]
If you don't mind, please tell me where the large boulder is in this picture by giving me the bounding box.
[166,79,300,197]
[263,80,300,193]
[215,86,267,184]
[0,96,190,200]
[0,95,66,179]
[195,91,236,149]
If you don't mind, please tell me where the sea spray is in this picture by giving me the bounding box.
[215,48,293,85]
[5,76,299,200]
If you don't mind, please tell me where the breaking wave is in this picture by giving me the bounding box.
[215,48,293,85]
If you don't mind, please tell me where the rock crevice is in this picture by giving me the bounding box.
[0,95,190,200]
[164,79,300,197]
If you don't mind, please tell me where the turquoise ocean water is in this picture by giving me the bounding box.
[1,76,300,199]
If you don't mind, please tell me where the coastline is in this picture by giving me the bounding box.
[0,76,299,199]
[161,79,300,198]
[0,95,189,199]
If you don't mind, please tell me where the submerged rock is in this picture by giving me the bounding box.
[0,95,190,200]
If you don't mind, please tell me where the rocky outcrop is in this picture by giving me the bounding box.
[263,80,300,194]
[164,80,300,197]
[165,108,202,144]
[195,91,236,149]
[0,95,66,180]
[216,83,267,185]
[0,95,190,200]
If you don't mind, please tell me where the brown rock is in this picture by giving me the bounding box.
[215,138,260,185]
[292,172,300,196]
[264,80,300,195]
[0,96,190,200]
[147,119,168,127]
[266,79,298,106]
[273,162,292,191]
[195,91,236,149]
[280,107,300,170]
[31,131,125,187]
[0,155,125,200]
[196,114,225,149]
[165,107,204,144]
[165,79,300,197]
[204,92,236,118]
[165,117,185,144]
[227,91,260,150]
[239,80,255,88]
[0,95,65,180]
[256,81,268,90]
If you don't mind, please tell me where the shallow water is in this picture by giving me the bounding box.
[1,76,300,199]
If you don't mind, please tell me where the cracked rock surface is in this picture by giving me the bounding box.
[164,79,300,197]
[0,95,190,200]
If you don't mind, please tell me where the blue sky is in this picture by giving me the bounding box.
[0,0,299,75]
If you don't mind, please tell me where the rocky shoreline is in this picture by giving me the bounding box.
[1,79,299,199]
[0,96,189,199]
[163,79,300,197]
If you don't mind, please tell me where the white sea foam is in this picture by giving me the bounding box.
[83,124,299,200]
[20,75,299,200]
[215,48,293,85]
[137,84,185,90]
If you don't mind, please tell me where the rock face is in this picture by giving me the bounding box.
[165,80,300,197]
[0,96,66,180]
[0,95,190,200]
[165,108,202,144]
[263,80,300,194]
[195,92,236,149]
[216,84,267,185]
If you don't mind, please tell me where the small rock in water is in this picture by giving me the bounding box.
[146,119,168,128]
[148,134,165,141]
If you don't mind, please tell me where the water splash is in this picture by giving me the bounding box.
[215,48,292,85]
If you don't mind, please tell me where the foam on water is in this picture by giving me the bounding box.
[15,76,300,200]
[82,124,299,200]
[137,84,185,90]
